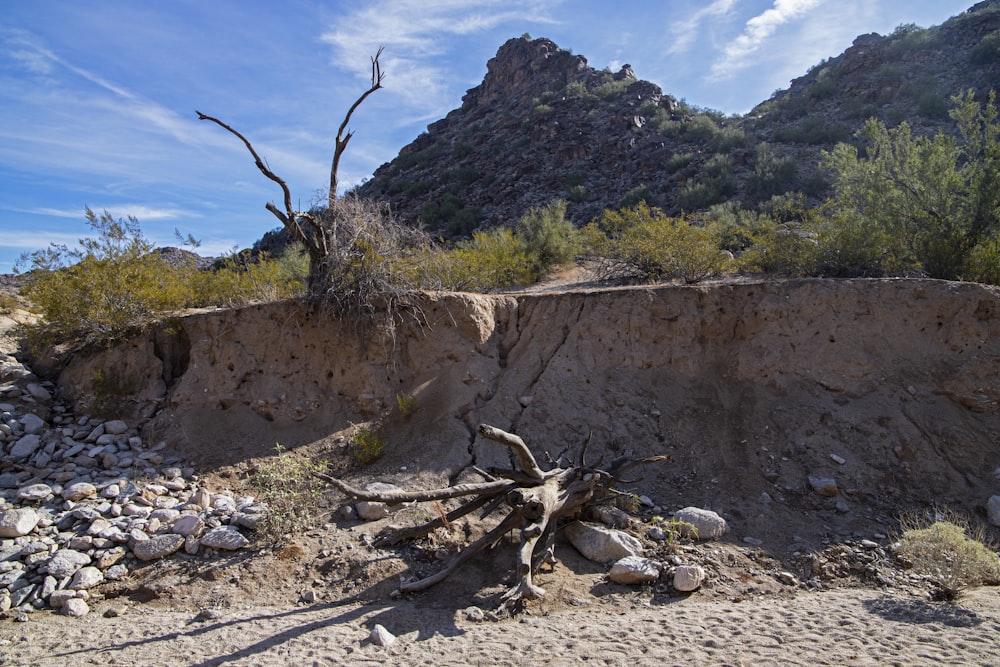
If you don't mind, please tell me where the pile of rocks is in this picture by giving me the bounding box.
[0,352,260,617]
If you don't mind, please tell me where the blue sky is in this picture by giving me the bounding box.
[0,0,975,272]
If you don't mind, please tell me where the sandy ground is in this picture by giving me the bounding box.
[2,587,999,666]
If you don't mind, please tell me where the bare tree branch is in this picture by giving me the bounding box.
[330,46,385,207]
[478,424,546,481]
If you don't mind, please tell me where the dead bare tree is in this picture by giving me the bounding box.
[316,424,667,611]
[196,48,392,297]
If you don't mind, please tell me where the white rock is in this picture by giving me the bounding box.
[16,483,53,502]
[565,521,642,563]
[46,549,91,578]
[673,507,728,540]
[370,624,397,647]
[61,597,90,617]
[172,515,205,537]
[0,508,39,537]
[133,534,185,561]
[103,420,129,435]
[69,566,104,590]
[673,565,706,592]
[609,556,661,584]
[62,482,98,501]
[200,526,249,550]
[987,495,1000,527]
[48,590,78,609]
[190,488,212,510]
[356,501,388,521]
[105,564,129,581]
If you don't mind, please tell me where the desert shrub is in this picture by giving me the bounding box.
[352,426,387,464]
[971,30,1000,65]
[773,117,852,145]
[249,444,329,543]
[395,391,418,417]
[665,152,694,174]
[17,208,192,348]
[683,114,720,143]
[516,199,583,276]
[821,91,1000,281]
[895,515,1000,600]
[737,220,819,277]
[567,184,588,202]
[411,228,534,292]
[709,126,750,152]
[747,144,799,201]
[188,251,302,308]
[594,78,630,99]
[619,184,652,209]
[677,175,737,210]
[584,203,728,283]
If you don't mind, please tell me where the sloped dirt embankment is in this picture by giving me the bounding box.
[52,278,1000,553]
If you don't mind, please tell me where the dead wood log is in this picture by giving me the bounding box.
[319,424,667,610]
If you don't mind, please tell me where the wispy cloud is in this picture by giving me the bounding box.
[319,1,562,113]
[25,205,195,221]
[710,0,824,80]
[667,0,738,56]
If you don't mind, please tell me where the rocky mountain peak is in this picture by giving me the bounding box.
[462,37,591,111]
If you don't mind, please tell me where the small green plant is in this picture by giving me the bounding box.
[395,391,418,417]
[894,513,1000,600]
[353,425,387,464]
[249,444,329,543]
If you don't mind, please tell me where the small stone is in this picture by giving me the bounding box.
[132,534,185,561]
[860,539,880,549]
[808,476,839,497]
[104,606,125,618]
[62,482,98,501]
[518,395,534,407]
[370,624,397,647]
[16,483,53,502]
[48,590,77,609]
[10,434,41,459]
[200,526,249,550]
[565,521,642,563]
[673,507,728,540]
[673,565,706,592]
[105,564,128,581]
[17,413,46,435]
[46,549,91,578]
[829,453,846,465]
[61,597,90,617]
[609,556,661,584]
[102,420,129,435]
[172,515,205,537]
[25,383,52,402]
[775,571,799,586]
[190,488,212,510]
[463,606,485,622]
[356,501,388,521]
[69,566,104,590]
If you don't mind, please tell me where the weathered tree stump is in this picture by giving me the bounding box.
[317,424,667,611]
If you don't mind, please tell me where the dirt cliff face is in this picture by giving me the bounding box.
[55,279,1000,550]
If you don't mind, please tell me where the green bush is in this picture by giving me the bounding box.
[516,199,582,276]
[821,91,1000,281]
[747,144,799,201]
[249,444,329,543]
[971,31,1000,65]
[411,228,534,292]
[895,515,1000,600]
[352,426,387,464]
[17,208,307,350]
[17,208,191,348]
[583,203,728,283]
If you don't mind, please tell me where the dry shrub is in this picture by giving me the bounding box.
[249,445,329,544]
[895,512,1000,600]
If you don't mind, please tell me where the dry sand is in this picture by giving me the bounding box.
[3,586,999,666]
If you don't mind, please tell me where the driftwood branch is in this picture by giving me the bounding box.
[321,424,667,611]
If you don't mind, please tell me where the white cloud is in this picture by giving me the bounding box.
[710,0,825,80]
[667,0,738,56]
[319,1,561,113]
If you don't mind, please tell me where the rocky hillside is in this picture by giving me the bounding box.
[356,1,1000,236]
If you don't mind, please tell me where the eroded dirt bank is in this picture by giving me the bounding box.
[53,278,1000,553]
